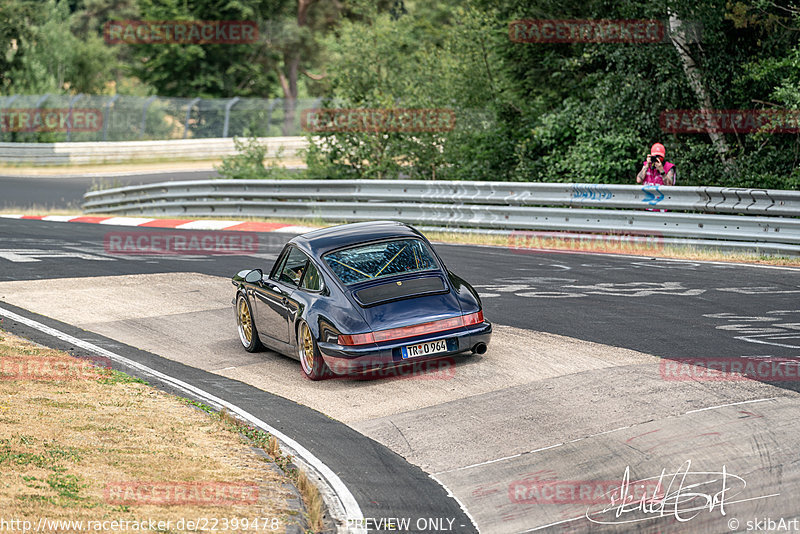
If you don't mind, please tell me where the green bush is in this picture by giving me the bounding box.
[215,137,295,180]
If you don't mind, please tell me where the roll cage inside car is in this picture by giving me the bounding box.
[321,236,442,287]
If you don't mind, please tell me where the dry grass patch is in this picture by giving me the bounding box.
[0,331,306,532]
[425,230,800,267]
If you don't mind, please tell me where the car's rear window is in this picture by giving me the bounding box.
[323,238,439,285]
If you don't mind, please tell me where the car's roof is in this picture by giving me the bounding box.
[291,221,424,256]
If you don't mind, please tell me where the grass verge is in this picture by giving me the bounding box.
[0,330,321,532]
[216,409,326,532]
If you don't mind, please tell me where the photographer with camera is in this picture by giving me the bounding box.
[636,143,676,186]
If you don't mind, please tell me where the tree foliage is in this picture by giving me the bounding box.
[3,0,116,94]
[2,0,799,189]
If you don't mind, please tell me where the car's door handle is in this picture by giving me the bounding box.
[266,282,282,293]
[266,283,290,301]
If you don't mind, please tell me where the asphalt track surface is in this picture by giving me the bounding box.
[2,217,800,533]
[0,170,218,210]
[0,299,465,533]
[2,218,798,363]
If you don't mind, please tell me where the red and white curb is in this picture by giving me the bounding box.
[1,214,318,234]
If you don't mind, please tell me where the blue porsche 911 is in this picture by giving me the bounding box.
[232,221,491,380]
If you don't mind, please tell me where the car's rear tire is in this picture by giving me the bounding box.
[236,293,262,353]
[298,321,330,381]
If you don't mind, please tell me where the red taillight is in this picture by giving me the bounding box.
[372,316,464,342]
[462,310,484,326]
[338,332,376,346]
[338,310,484,346]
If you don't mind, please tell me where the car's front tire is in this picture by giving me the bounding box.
[298,321,330,381]
[236,293,262,353]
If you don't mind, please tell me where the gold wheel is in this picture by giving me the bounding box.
[298,321,329,380]
[300,323,314,372]
[237,296,253,345]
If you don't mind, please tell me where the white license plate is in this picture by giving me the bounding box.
[401,339,448,359]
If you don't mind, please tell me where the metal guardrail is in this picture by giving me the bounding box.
[82,179,800,252]
[83,180,800,216]
[0,137,308,166]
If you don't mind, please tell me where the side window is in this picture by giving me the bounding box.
[301,261,323,292]
[270,247,291,281]
[277,247,309,287]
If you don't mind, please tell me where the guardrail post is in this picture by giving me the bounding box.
[139,96,157,139]
[0,94,19,141]
[183,97,201,139]
[222,97,240,138]
[102,94,120,141]
[35,94,51,109]
[66,93,83,142]
[31,94,50,142]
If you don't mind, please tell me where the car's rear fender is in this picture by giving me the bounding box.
[298,295,372,346]
[448,271,482,314]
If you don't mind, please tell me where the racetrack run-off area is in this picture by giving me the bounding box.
[1,217,800,532]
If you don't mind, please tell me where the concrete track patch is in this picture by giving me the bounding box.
[2,272,798,533]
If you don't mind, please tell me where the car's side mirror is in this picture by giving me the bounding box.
[244,269,264,284]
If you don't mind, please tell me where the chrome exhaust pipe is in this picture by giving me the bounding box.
[472,342,487,355]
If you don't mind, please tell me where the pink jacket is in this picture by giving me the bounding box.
[642,161,675,185]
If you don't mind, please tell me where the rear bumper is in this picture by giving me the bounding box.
[317,322,492,376]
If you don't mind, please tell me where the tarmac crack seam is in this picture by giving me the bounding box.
[390,420,413,454]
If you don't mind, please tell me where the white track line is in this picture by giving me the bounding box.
[684,397,777,414]
[435,398,781,477]
[42,215,81,222]
[274,225,320,234]
[175,220,243,230]
[98,217,156,226]
[0,304,365,534]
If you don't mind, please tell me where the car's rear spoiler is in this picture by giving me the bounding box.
[353,275,448,307]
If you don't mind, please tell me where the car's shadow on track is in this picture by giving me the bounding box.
[315,353,483,383]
